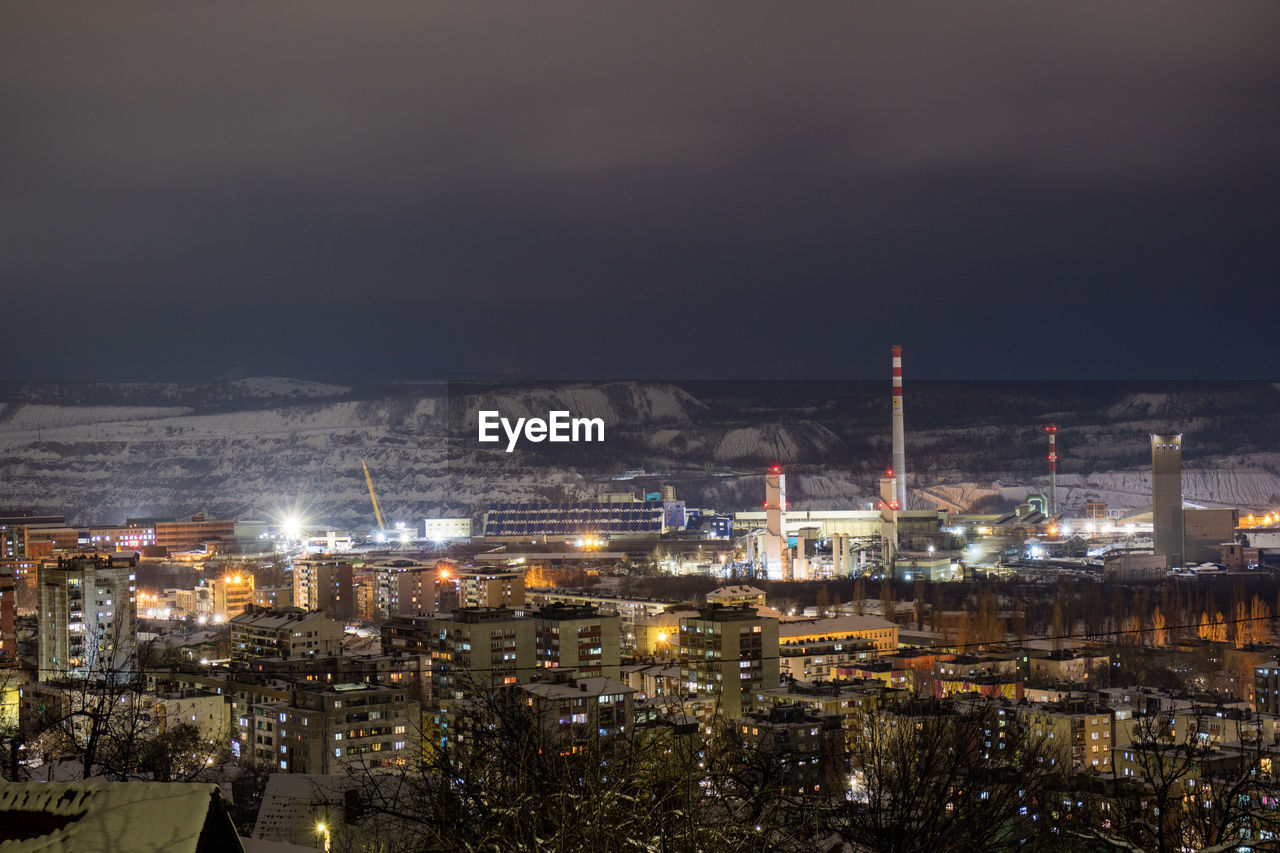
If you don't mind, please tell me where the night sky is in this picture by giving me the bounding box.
[3,3,1278,382]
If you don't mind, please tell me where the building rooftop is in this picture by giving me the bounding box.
[521,676,635,702]
[230,607,318,630]
[777,615,897,638]
[708,585,765,597]
[0,781,240,853]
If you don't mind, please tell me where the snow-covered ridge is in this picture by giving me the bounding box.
[0,378,1275,526]
[224,378,353,398]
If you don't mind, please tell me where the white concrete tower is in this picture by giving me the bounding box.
[764,465,787,580]
[880,470,899,567]
[891,345,906,511]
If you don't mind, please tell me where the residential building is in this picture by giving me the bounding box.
[517,671,636,747]
[38,553,137,681]
[430,607,536,700]
[229,607,343,661]
[777,614,899,655]
[246,682,418,774]
[210,572,255,621]
[533,603,620,679]
[779,636,877,682]
[679,604,779,720]
[736,703,847,794]
[633,608,698,658]
[456,565,525,609]
[1019,700,1119,772]
[292,558,355,618]
[706,585,767,608]
[0,781,243,853]
[356,559,442,619]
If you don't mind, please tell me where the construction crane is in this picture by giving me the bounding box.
[361,459,386,533]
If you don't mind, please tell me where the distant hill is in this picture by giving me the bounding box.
[0,379,1276,528]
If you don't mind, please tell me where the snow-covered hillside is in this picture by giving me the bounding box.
[0,379,1276,527]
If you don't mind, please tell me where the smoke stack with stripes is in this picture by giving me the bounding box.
[891,345,906,511]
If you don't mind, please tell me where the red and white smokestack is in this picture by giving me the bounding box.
[1045,424,1058,515]
[891,345,906,511]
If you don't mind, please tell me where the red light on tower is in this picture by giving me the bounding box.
[771,465,781,473]
[886,467,894,478]
[762,502,769,508]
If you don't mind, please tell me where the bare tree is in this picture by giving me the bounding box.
[24,620,227,781]
[1071,712,1280,852]
[337,674,800,853]
[828,698,1060,853]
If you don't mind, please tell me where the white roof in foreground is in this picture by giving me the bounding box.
[0,781,234,853]
[253,774,354,844]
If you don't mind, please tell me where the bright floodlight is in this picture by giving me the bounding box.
[281,516,303,541]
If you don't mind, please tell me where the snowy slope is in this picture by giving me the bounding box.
[0,379,1276,527]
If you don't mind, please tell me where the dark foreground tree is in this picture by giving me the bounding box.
[337,683,813,853]
[1068,712,1280,853]
[828,698,1063,853]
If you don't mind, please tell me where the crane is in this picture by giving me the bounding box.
[361,459,386,533]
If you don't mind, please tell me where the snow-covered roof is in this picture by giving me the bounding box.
[708,585,765,597]
[230,608,323,630]
[778,614,897,639]
[520,677,635,701]
[0,781,239,853]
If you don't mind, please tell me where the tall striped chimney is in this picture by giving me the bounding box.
[1045,424,1058,515]
[891,345,906,511]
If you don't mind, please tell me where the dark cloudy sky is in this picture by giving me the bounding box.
[3,3,1278,382]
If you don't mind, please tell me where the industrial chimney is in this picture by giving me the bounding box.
[764,465,786,580]
[891,345,906,511]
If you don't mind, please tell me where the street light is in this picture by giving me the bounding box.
[316,821,331,853]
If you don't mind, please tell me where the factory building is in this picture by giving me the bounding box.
[155,515,236,553]
[732,509,882,538]
[1182,508,1238,564]
[423,517,472,542]
[481,500,669,540]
